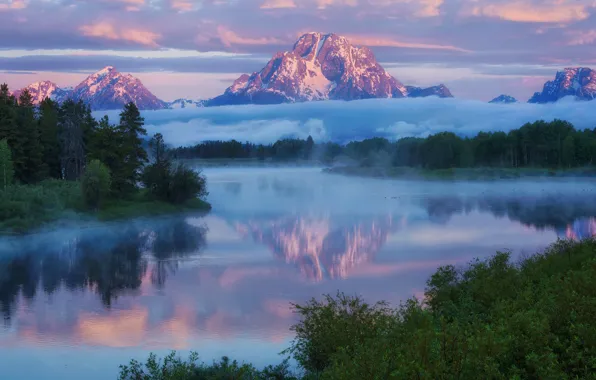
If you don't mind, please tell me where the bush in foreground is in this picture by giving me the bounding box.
[118,353,297,380]
[121,238,596,379]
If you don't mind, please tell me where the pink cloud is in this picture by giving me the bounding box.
[216,26,286,47]
[0,0,27,11]
[567,29,596,45]
[346,34,471,53]
[79,21,161,47]
[260,0,297,9]
[467,1,594,23]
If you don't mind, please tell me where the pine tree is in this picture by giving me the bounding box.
[0,139,14,189]
[38,98,62,179]
[0,84,20,182]
[59,99,87,181]
[117,102,147,195]
[16,90,43,183]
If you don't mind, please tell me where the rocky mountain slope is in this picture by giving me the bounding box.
[166,98,206,109]
[13,81,72,104]
[207,32,451,106]
[489,95,518,104]
[70,66,166,110]
[13,67,166,110]
[529,67,596,103]
[406,84,453,98]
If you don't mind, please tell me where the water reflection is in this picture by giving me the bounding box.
[0,217,207,323]
[1,169,596,380]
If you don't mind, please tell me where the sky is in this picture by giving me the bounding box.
[1,0,596,101]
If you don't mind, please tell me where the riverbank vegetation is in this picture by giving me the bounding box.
[120,237,596,379]
[172,119,596,178]
[0,85,209,234]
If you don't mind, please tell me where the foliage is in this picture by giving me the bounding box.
[0,87,211,234]
[118,352,298,380]
[285,238,596,379]
[81,159,111,210]
[117,102,148,195]
[143,133,208,204]
[120,239,596,379]
[0,139,14,189]
[284,292,395,374]
[171,120,596,170]
[0,179,82,233]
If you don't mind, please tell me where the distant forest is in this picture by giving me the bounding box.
[171,120,596,169]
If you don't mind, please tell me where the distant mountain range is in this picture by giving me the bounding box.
[529,67,596,103]
[7,33,596,110]
[13,66,166,110]
[489,95,518,104]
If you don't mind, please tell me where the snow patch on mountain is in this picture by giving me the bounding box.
[529,67,596,103]
[207,32,411,106]
[489,95,518,104]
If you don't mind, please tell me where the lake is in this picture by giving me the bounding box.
[1,167,595,379]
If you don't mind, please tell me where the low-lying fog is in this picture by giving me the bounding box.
[1,166,595,380]
[97,97,596,146]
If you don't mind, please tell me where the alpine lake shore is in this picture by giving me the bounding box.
[0,179,212,236]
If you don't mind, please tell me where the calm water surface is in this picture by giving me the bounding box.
[1,167,596,379]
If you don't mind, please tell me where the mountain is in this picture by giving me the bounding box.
[70,66,166,110]
[13,81,72,104]
[528,67,596,103]
[208,32,416,106]
[406,84,453,98]
[166,98,206,109]
[13,67,166,110]
[489,94,518,104]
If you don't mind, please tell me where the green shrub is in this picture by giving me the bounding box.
[81,159,111,210]
[142,162,207,205]
[118,352,297,380]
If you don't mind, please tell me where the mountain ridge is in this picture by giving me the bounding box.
[207,32,451,106]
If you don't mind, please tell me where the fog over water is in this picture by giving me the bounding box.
[1,167,596,380]
[96,98,596,146]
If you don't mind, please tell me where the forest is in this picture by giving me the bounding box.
[0,84,209,233]
[172,119,596,170]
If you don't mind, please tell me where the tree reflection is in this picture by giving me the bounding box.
[421,194,596,231]
[0,217,207,323]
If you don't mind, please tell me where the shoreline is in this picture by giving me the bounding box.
[323,166,596,181]
[0,193,212,237]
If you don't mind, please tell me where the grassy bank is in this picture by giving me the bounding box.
[324,165,596,181]
[0,180,211,235]
[120,238,596,379]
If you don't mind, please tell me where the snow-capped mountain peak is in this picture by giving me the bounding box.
[71,66,166,110]
[13,80,71,104]
[528,67,596,103]
[207,32,413,106]
[489,94,518,104]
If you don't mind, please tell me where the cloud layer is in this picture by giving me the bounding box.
[96,97,596,147]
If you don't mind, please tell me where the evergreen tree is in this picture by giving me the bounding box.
[38,98,62,179]
[0,139,14,189]
[16,90,43,183]
[89,116,123,172]
[0,84,20,181]
[117,102,147,195]
[59,99,87,181]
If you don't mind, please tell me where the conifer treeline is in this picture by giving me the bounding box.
[172,120,596,169]
[0,84,206,207]
[0,83,146,192]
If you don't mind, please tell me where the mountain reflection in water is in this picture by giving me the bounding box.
[1,168,596,380]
